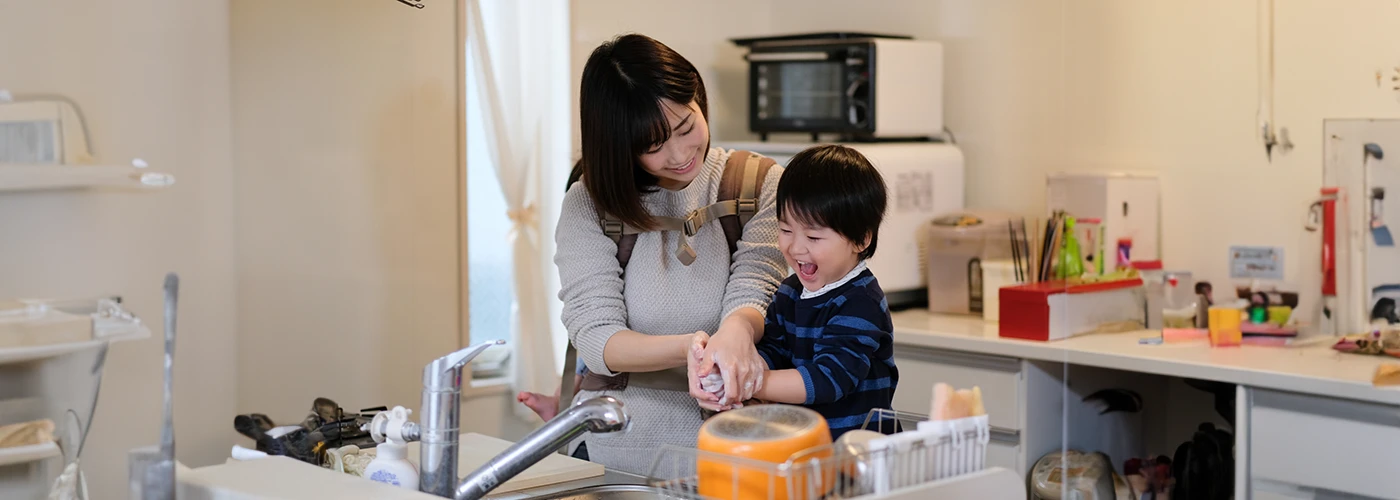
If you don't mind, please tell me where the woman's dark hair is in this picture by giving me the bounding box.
[578,33,709,230]
[776,145,888,260]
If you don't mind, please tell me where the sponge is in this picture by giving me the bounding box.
[930,383,985,421]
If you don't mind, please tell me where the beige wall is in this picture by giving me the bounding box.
[575,0,1400,317]
[0,1,530,495]
[0,0,238,495]
[230,0,463,422]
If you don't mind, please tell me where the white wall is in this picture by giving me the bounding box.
[774,0,1400,316]
[230,0,464,422]
[0,0,238,495]
[569,0,774,149]
[574,0,1400,318]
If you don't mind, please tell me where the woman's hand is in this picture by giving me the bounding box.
[686,332,721,405]
[698,322,767,405]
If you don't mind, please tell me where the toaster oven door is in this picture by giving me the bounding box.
[746,47,871,136]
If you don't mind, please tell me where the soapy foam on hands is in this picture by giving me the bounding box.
[701,373,725,393]
[697,350,763,408]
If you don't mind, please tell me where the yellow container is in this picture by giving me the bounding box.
[1208,307,1242,347]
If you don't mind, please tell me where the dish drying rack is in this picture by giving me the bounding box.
[647,409,996,500]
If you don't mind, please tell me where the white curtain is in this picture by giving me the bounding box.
[466,0,570,420]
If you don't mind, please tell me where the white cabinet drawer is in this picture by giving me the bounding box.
[986,430,1023,474]
[1248,389,1400,500]
[892,346,1022,431]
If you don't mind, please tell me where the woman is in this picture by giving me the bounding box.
[537,33,787,475]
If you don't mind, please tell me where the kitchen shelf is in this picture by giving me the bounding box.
[0,442,60,467]
[0,330,148,366]
[0,297,153,366]
[0,163,174,192]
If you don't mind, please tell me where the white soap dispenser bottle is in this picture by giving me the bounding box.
[364,406,419,490]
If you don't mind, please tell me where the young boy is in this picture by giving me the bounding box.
[694,144,897,438]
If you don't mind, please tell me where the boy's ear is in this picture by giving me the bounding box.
[853,233,872,253]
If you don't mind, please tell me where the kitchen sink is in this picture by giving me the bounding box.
[523,484,678,500]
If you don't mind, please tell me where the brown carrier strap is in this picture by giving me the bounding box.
[564,151,777,407]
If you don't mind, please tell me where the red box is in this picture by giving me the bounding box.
[998,278,1146,341]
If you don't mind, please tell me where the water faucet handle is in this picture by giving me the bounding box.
[363,406,419,444]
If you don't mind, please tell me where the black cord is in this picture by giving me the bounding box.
[942,126,958,144]
[397,0,425,8]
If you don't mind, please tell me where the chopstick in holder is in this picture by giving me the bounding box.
[1008,221,1023,282]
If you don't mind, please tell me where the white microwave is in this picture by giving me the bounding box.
[731,33,944,141]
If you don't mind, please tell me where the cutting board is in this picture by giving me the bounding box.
[403,432,603,493]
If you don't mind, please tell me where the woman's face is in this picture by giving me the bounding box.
[639,99,709,190]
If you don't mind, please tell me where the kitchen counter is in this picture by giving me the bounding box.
[891,308,1400,406]
[890,309,1400,499]
[178,456,650,500]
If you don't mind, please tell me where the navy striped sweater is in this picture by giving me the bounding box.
[755,269,898,438]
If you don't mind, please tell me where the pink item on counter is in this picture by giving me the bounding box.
[1162,328,1208,343]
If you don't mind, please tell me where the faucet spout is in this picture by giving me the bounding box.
[454,396,629,500]
[426,340,506,388]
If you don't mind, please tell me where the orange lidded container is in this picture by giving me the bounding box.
[696,405,833,500]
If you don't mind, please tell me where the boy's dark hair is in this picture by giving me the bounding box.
[776,144,888,260]
[577,33,710,231]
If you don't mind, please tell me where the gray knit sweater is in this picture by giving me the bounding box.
[554,147,787,475]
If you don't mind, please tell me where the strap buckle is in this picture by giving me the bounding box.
[737,198,757,215]
[683,209,703,236]
[603,219,624,237]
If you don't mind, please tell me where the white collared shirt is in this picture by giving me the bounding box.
[800,260,869,300]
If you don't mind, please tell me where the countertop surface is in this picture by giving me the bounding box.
[890,308,1400,406]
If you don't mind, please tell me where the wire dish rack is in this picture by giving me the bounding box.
[647,409,991,500]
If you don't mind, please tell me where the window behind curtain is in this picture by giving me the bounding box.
[465,27,512,378]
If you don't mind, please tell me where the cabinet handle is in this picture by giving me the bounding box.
[989,427,1020,444]
[745,52,831,62]
[896,345,1022,373]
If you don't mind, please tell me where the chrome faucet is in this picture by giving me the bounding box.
[416,340,505,496]
[390,341,630,499]
[454,395,628,500]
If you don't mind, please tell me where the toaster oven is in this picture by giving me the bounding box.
[731,32,944,142]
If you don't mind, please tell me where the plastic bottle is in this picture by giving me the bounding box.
[364,441,418,489]
[363,406,419,490]
[1058,217,1085,279]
